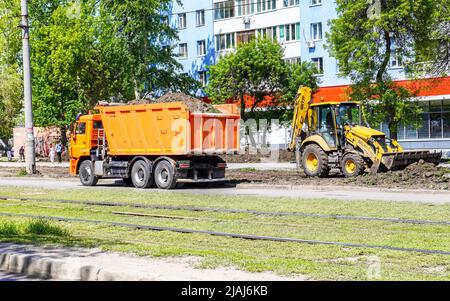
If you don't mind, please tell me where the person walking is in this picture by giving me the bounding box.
[19,145,25,162]
[56,142,64,163]
[49,145,55,163]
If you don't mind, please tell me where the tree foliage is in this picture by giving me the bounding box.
[326,0,436,140]
[1,0,198,142]
[206,38,317,122]
[415,1,450,75]
[0,0,23,140]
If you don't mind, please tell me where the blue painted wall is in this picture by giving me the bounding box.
[172,0,215,96]
[299,0,407,87]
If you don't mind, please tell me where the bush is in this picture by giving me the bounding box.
[0,221,20,235]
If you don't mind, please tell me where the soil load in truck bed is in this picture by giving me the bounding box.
[129,93,221,114]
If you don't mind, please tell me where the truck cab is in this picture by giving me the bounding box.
[69,114,104,176]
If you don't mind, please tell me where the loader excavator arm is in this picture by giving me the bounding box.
[288,86,313,151]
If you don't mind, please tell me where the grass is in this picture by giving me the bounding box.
[16,168,28,177]
[0,218,69,237]
[0,186,448,280]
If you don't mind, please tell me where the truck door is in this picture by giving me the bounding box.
[70,121,88,158]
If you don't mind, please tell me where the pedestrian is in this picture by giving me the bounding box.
[6,146,12,162]
[56,141,64,163]
[19,145,25,162]
[49,145,55,163]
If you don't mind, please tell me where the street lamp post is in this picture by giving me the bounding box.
[20,0,36,174]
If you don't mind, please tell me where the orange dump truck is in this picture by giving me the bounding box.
[69,102,240,189]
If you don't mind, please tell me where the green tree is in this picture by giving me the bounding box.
[207,38,313,121]
[30,0,103,144]
[0,0,23,140]
[326,0,435,140]
[26,0,196,144]
[415,1,450,75]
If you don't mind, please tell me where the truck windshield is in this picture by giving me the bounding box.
[336,104,359,126]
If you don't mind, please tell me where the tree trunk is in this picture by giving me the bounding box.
[134,78,140,100]
[388,121,398,142]
[60,125,68,146]
[240,95,246,121]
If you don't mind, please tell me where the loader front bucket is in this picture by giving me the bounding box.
[381,150,442,171]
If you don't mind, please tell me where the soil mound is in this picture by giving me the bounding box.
[129,93,221,113]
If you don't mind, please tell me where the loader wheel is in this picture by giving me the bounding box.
[154,160,177,190]
[131,160,154,189]
[341,153,365,178]
[302,144,329,177]
[79,160,98,186]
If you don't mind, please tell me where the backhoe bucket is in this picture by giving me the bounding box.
[381,151,442,171]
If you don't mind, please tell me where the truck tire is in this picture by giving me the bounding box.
[79,160,98,186]
[131,160,154,189]
[302,144,329,177]
[154,160,177,190]
[341,153,365,178]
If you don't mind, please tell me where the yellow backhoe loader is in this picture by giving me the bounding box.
[288,86,442,177]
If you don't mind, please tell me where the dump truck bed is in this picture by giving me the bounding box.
[97,102,240,156]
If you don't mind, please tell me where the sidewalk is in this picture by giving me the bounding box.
[0,243,305,281]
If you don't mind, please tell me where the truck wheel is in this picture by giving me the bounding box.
[302,144,329,177]
[131,160,154,189]
[79,160,98,186]
[154,160,177,189]
[341,153,365,178]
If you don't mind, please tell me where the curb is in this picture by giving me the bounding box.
[0,252,156,281]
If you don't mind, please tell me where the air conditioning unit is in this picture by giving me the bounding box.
[306,41,316,48]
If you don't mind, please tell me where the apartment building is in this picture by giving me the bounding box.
[171,1,215,95]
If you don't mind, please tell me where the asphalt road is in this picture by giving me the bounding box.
[0,177,449,204]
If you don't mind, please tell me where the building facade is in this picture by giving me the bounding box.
[171,0,450,155]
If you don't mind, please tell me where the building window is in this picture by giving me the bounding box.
[198,71,207,86]
[196,10,205,26]
[238,0,254,16]
[236,30,256,45]
[257,27,277,41]
[197,40,206,56]
[312,57,324,74]
[214,1,235,20]
[310,0,322,6]
[178,13,186,29]
[280,23,300,42]
[285,57,301,65]
[215,33,236,51]
[179,43,188,58]
[283,0,300,7]
[390,50,403,68]
[311,23,323,40]
[161,16,169,26]
[257,0,276,13]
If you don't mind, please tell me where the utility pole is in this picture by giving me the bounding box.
[20,0,36,174]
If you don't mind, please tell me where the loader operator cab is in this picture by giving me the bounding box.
[310,101,361,149]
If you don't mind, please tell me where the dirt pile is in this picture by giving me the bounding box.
[227,161,450,190]
[129,93,221,113]
[221,150,294,163]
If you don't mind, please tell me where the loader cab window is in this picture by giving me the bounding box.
[337,104,360,127]
[317,105,337,148]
